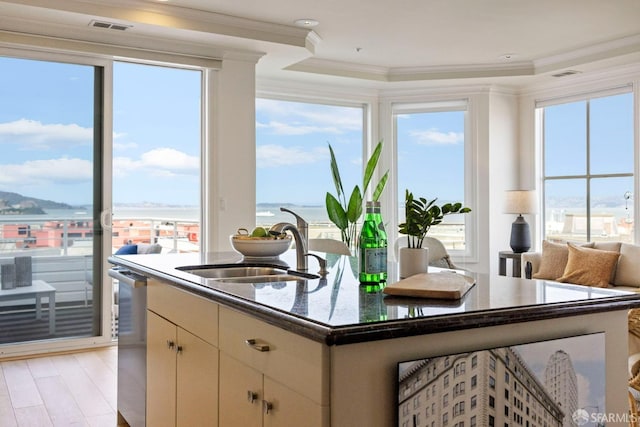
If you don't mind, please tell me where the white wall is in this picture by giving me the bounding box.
[486,89,520,275]
[207,57,260,252]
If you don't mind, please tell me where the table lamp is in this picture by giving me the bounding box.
[504,190,537,253]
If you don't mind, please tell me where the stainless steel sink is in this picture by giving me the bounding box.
[178,265,288,279]
[176,264,319,281]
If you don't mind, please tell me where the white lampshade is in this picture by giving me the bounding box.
[504,190,537,215]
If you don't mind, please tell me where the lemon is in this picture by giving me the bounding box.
[250,227,269,238]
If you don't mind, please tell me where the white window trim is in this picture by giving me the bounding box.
[536,84,636,244]
[389,98,477,262]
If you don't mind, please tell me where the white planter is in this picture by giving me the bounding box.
[398,247,429,279]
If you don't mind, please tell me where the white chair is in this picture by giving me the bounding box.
[308,238,352,256]
[394,236,458,269]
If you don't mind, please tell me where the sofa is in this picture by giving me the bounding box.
[521,240,640,404]
[521,240,640,291]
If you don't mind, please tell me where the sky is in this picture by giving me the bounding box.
[0,57,201,207]
[514,333,605,413]
[256,99,467,207]
[0,55,466,209]
[0,56,633,217]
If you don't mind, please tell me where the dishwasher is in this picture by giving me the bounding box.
[109,267,148,427]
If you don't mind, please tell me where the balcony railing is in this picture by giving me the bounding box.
[0,216,200,257]
[0,216,199,345]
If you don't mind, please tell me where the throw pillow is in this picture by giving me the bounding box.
[593,241,622,253]
[115,244,138,255]
[532,240,593,280]
[556,243,620,287]
[613,243,640,287]
[137,243,163,254]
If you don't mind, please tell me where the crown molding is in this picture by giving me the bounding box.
[0,0,316,49]
[534,34,640,74]
[285,57,536,82]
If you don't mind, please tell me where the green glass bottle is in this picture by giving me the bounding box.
[359,201,387,285]
[358,284,387,322]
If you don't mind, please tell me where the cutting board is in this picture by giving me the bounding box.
[383,272,475,300]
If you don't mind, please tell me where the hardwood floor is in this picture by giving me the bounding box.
[0,346,120,427]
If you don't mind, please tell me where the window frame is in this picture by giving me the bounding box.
[391,99,476,260]
[253,92,371,230]
[537,86,635,244]
[0,47,113,355]
[0,46,208,357]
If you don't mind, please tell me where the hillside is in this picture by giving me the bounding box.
[0,191,74,214]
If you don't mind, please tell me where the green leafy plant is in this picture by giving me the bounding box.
[398,189,471,249]
[326,140,389,248]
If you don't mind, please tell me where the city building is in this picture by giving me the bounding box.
[545,350,579,427]
[399,348,563,427]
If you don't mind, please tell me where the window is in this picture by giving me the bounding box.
[255,98,364,238]
[112,62,202,253]
[394,100,471,251]
[539,90,634,243]
[489,376,496,389]
[471,375,477,388]
[471,395,477,409]
[472,355,478,368]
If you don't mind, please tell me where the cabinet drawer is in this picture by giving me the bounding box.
[219,306,328,405]
[148,279,218,346]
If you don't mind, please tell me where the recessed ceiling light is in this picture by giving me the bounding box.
[294,18,319,27]
[499,53,518,61]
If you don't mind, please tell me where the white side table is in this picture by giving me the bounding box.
[0,280,56,334]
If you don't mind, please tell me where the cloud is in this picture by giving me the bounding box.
[114,147,199,177]
[576,372,592,408]
[0,157,92,186]
[113,141,139,150]
[256,99,362,135]
[411,128,463,145]
[0,119,92,148]
[256,120,343,136]
[256,144,328,167]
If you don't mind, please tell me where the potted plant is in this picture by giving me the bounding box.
[397,190,471,277]
[326,140,389,250]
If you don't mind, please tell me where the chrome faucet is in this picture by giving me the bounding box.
[280,207,308,245]
[270,208,309,271]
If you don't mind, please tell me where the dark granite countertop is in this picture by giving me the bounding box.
[108,250,640,346]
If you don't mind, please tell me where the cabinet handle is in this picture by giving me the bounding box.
[247,391,258,403]
[263,400,273,414]
[175,345,183,354]
[166,340,175,350]
[245,339,270,352]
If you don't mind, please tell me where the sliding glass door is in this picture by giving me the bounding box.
[0,55,104,346]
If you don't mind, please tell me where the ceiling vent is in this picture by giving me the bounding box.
[89,20,132,31]
[551,70,582,78]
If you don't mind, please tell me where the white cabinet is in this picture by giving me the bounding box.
[218,307,329,427]
[147,279,219,427]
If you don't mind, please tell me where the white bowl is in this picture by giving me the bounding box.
[230,235,292,258]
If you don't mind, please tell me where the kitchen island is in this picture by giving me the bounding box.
[110,250,640,426]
